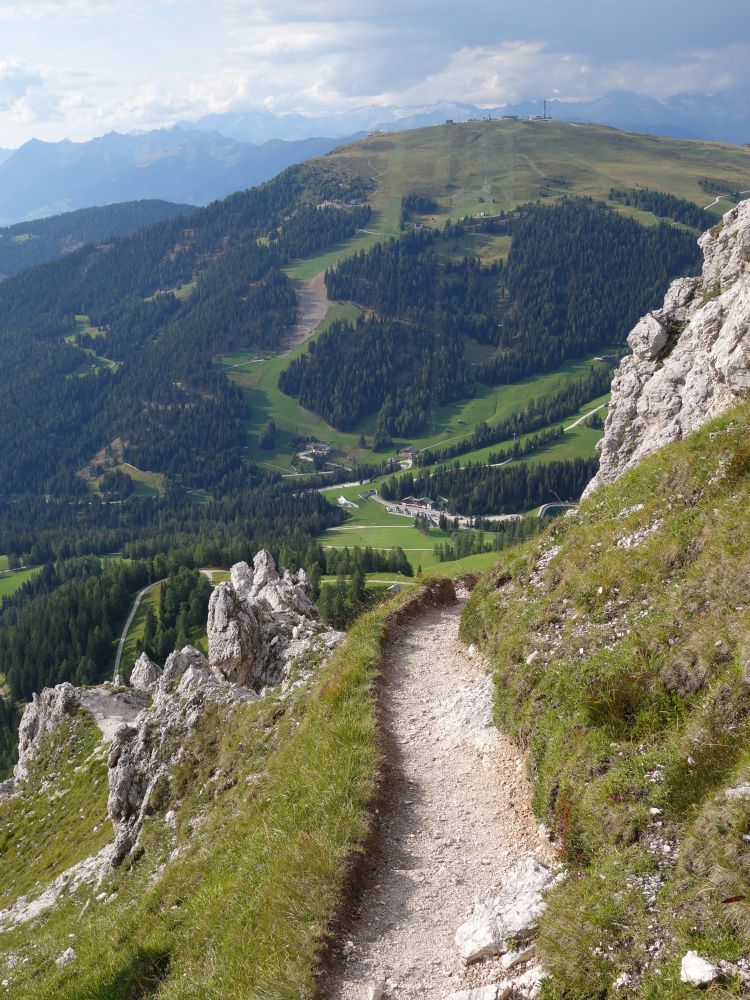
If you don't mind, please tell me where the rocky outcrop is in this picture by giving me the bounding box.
[14,683,146,782]
[107,643,261,863]
[207,550,326,687]
[106,552,341,864]
[130,652,161,691]
[9,551,342,867]
[584,200,750,496]
[14,684,79,782]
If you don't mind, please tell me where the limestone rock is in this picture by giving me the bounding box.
[446,985,510,1000]
[54,947,77,968]
[584,200,750,496]
[680,951,721,987]
[130,652,161,692]
[14,683,78,781]
[207,582,261,685]
[161,645,211,687]
[724,783,750,800]
[207,550,328,687]
[455,857,556,963]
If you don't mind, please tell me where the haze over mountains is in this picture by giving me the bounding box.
[0,129,352,225]
[187,90,750,146]
[0,88,747,227]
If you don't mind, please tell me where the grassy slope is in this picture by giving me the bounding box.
[227,121,750,476]
[0,565,41,598]
[462,401,750,997]
[0,587,423,999]
[322,120,750,225]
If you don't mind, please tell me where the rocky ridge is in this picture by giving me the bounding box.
[584,199,750,495]
[11,551,342,868]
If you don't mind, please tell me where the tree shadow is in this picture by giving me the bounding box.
[87,948,171,999]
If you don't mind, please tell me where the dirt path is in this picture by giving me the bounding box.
[280,271,331,354]
[328,600,553,999]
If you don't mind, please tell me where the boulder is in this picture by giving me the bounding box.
[161,645,210,686]
[455,857,556,963]
[130,652,161,692]
[680,951,721,987]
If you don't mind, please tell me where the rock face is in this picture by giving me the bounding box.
[14,683,79,782]
[584,200,750,496]
[207,550,322,687]
[455,857,557,963]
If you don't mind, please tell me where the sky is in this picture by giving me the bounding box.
[0,0,749,147]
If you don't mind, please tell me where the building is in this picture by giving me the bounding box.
[308,441,332,455]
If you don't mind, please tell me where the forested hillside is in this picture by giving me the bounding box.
[0,120,745,772]
[0,163,369,497]
[280,199,699,435]
[0,200,193,277]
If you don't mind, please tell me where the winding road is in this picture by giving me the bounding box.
[112,580,164,684]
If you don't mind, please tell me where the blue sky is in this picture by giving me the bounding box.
[0,0,748,146]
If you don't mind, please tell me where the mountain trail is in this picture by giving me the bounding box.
[328,598,554,999]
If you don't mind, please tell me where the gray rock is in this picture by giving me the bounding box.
[725,783,750,800]
[207,583,261,685]
[54,947,77,968]
[15,683,78,781]
[455,857,556,963]
[130,652,161,692]
[207,551,326,687]
[680,951,721,987]
[501,943,537,970]
[584,200,750,497]
[446,986,510,1000]
[161,645,210,686]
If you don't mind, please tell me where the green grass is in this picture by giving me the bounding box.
[0,565,41,598]
[232,342,609,474]
[1,583,427,999]
[319,120,750,225]
[0,711,110,908]
[116,583,161,679]
[461,400,750,996]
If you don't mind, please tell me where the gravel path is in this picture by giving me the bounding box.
[329,600,553,999]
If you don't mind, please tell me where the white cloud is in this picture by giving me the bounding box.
[0,1,749,144]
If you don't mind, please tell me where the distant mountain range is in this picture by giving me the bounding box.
[0,130,352,226]
[0,89,746,227]
[185,90,750,146]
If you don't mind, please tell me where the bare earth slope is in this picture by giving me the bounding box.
[329,599,553,999]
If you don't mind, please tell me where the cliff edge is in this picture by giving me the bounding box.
[585,199,750,495]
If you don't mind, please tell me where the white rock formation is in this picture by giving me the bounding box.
[207,550,324,687]
[54,948,77,968]
[14,683,79,782]
[9,551,342,869]
[680,951,721,987]
[584,200,750,496]
[130,652,161,691]
[455,857,556,963]
[14,683,146,783]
